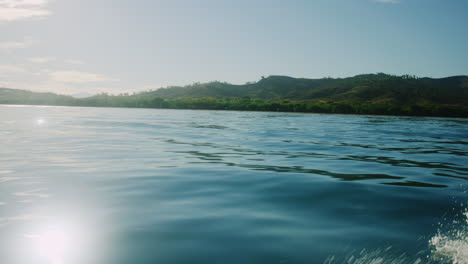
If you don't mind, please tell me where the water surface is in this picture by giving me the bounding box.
[0,105,466,264]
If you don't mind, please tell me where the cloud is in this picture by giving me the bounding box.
[0,0,48,7]
[50,71,120,83]
[66,59,85,65]
[14,188,50,198]
[0,38,37,52]
[372,0,400,3]
[0,7,50,20]
[29,57,55,63]
[0,64,27,73]
[0,0,51,21]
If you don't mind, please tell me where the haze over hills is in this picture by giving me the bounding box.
[1,73,467,117]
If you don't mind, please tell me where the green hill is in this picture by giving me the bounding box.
[1,73,468,117]
[140,73,468,105]
[0,88,76,105]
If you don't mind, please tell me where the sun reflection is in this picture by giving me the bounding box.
[26,226,71,264]
[36,118,45,125]
[23,218,90,264]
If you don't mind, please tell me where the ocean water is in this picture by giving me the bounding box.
[0,105,466,264]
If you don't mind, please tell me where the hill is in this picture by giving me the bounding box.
[139,73,468,105]
[0,88,76,105]
[1,73,468,117]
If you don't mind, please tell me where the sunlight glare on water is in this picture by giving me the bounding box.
[26,229,67,264]
[36,118,45,125]
[23,218,88,264]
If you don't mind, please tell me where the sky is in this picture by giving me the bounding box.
[1,0,467,95]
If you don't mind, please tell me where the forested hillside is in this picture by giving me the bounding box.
[1,73,467,117]
[140,74,468,105]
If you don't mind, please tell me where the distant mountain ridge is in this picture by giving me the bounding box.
[1,73,468,117]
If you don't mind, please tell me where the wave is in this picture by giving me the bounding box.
[325,207,468,264]
[323,247,422,264]
[430,209,468,264]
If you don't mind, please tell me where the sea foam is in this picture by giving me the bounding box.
[429,209,468,264]
[324,208,468,264]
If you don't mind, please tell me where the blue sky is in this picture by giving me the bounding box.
[1,0,467,95]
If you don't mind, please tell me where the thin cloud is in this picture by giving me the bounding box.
[14,188,50,198]
[0,0,51,21]
[50,71,120,83]
[0,0,49,7]
[372,0,400,3]
[0,64,27,73]
[0,38,37,52]
[29,57,55,63]
[66,59,85,65]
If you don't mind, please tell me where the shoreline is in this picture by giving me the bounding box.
[1,103,467,119]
